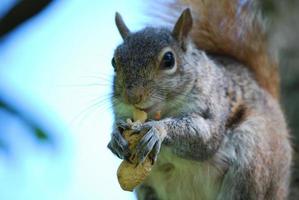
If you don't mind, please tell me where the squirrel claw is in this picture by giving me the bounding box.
[116,119,130,132]
[135,124,163,164]
[108,127,131,159]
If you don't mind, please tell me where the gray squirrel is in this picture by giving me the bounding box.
[107,0,292,199]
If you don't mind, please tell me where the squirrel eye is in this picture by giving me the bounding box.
[160,51,175,70]
[111,57,116,71]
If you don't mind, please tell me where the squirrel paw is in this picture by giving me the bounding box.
[133,121,166,164]
[107,120,131,160]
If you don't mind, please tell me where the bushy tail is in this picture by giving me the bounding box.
[152,0,279,98]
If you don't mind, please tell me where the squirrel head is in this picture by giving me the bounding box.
[112,9,199,116]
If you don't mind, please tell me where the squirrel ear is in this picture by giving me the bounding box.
[115,12,131,39]
[172,8,193,46]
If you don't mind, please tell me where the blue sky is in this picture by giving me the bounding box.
[0,1,151,199]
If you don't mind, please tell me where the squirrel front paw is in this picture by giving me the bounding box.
[132,121,167,164]
[107,120,131,160]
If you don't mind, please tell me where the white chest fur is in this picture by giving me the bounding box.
[143,147,222,200]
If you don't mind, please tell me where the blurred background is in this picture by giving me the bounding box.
[0,0,298,200]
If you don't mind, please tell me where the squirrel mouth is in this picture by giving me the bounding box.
[134,105,162,120]
[134,105,155,113]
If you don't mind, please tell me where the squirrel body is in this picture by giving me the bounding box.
[107,0,292,199]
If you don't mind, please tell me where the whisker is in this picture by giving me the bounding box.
[97,97,120,114]
[88,93,114,104]
[57,83,113,88]
[70,101,103,126]
[80,75,114,83]
[70,94,116,125]
[150,87,198,116]
[155,88,191,100]
[150,94,164,102]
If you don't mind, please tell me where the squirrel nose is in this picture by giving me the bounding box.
[125,86,144,105]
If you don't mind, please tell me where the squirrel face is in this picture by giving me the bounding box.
[112,9,195,115]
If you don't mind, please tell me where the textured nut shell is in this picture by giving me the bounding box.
[123,130,141,151]
[117,109,153,191]
[117,159,152,191]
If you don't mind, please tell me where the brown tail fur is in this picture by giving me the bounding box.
[152,0,279,98]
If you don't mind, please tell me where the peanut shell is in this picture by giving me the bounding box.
[117,108,153,191]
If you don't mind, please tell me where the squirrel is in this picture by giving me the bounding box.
[107,0,292,199]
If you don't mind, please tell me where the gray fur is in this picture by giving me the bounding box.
[108,10,291,200]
